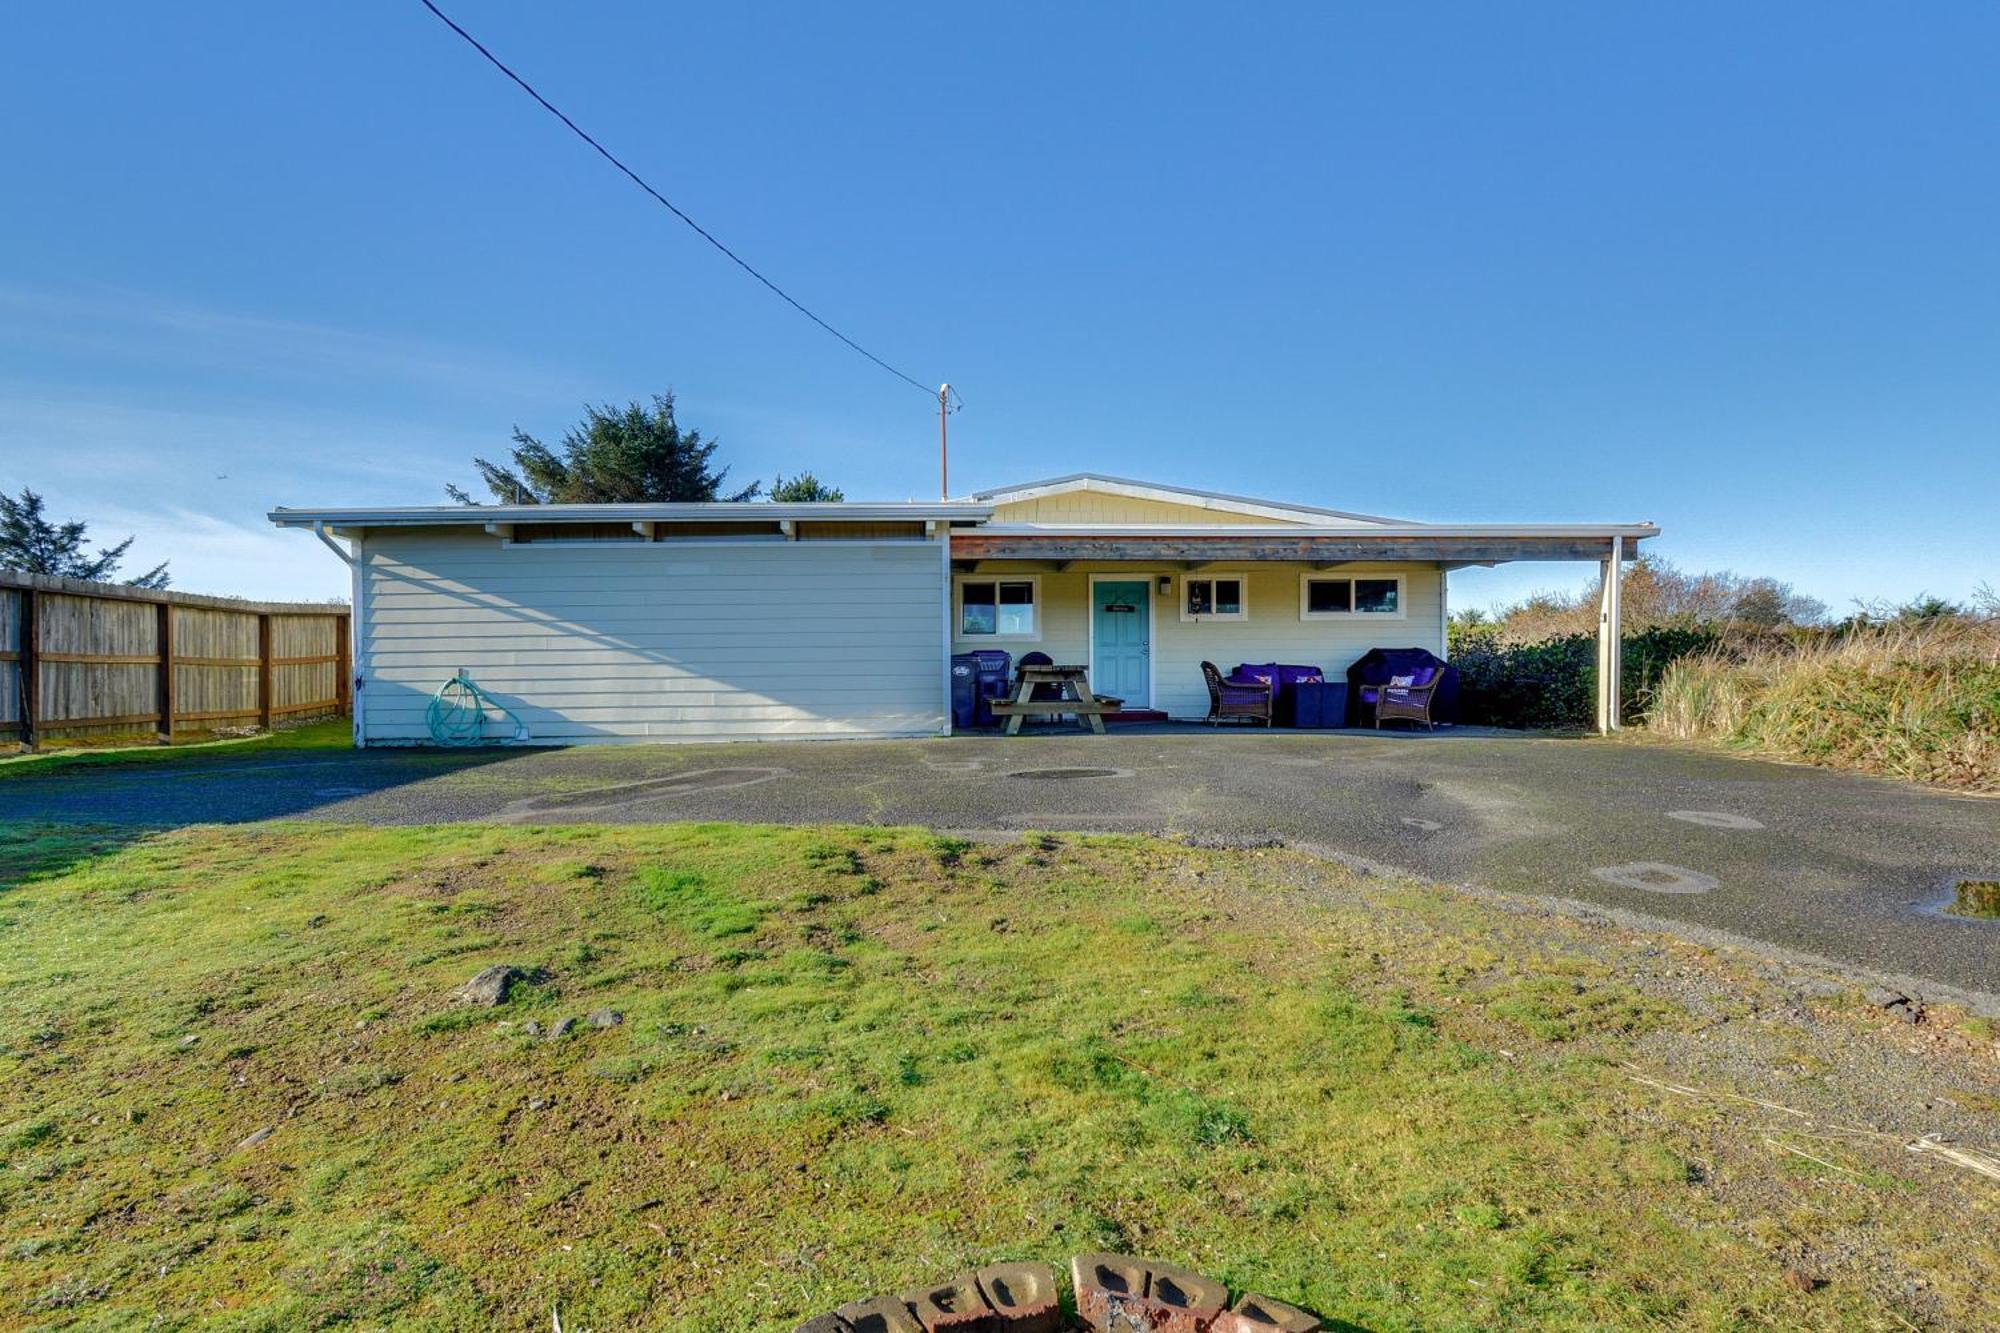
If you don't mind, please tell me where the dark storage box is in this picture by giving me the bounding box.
[1289,680,1347,728]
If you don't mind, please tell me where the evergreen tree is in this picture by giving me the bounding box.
[767,472,844,502]
[446,394,758,504]
[0,488,169,588]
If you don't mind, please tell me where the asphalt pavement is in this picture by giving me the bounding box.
[5,727,1994,999]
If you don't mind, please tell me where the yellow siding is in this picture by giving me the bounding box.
[952,562,1444,718]
[987,494,1299,525]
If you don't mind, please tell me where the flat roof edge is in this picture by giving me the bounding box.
[270,502,995,527]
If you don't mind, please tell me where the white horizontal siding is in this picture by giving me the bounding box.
[358,529,945,744]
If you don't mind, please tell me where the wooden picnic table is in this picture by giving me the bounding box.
[986,663,1114,735]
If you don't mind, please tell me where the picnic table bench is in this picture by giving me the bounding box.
[987,663,1115,735]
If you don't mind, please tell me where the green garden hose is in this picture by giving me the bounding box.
[425,670,529,746]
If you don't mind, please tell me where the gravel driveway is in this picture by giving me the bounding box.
[7,728,1996,1001]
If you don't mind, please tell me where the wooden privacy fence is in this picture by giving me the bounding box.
[0,571,350,748]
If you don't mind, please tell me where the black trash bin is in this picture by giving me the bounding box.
[949,654,982,731]
[951,651,1013,729]
[969,649,1012,728]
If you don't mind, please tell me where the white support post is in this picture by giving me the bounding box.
[1438,562,1450,661]
[1596,536,1625,733]
[938,521,954,736]
[350,530,367,749]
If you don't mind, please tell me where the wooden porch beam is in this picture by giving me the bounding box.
[951,559,1070,574]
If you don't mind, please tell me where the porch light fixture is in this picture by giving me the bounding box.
[1157,576,1173,597]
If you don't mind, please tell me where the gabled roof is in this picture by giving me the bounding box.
[961,473,1410,526]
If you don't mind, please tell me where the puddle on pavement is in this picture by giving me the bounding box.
[1942,878,2000,921]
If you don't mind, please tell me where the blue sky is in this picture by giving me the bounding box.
[3,2,1995,607]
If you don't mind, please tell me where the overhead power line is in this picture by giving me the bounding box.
[413,0,936,397]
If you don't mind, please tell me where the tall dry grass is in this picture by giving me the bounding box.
[1645,617,2000,790]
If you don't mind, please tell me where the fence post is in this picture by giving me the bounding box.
[156,601,176,744]
[257,612,273,731]
[19,588,39,752]
[334,612,352,717]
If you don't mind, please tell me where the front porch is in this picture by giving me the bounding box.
[948,527,1651,734]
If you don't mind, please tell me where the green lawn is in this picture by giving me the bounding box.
[0,719,353,778]
[0,822,1986,1330]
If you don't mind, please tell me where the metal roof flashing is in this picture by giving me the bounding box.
[269,501,995,528]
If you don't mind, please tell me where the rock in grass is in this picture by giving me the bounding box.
[459,965,522,1007]
[548,1016,577,1040]
[794,1317,852,1333]
[588,1008,624,1029]
[235,1126,274,1151]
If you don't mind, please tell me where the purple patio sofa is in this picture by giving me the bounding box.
[1232,662,1325,728]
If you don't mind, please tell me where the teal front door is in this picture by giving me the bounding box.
[1091,580,1151,704]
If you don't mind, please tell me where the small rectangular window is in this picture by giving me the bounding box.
[958,578,1038,638]
[1305,579,1351,615]
[1300,573,1405,619]
[960,581,997,635]
[1354,578,1400,614]
[1182,576,1248,622]
[997,580,1035,636]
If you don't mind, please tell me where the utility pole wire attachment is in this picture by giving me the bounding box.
[413,0,937,398]
[937,383,962,499]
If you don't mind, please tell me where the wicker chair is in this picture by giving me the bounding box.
[1367,670,1442,730]
[1201,661,1273,726]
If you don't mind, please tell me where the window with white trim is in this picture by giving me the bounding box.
[957,577,1039,639]
[1181,575,1247,622]
[1299,573,1406,620]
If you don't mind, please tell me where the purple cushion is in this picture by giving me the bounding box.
[1236,663,1323,688]
[1408,666,1437,687]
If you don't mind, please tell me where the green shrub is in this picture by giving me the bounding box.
[1448,624,1719,730]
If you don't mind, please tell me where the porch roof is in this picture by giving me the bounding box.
[950,522,1658,566]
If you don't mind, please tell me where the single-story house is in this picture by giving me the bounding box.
[271,474,1656,745]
